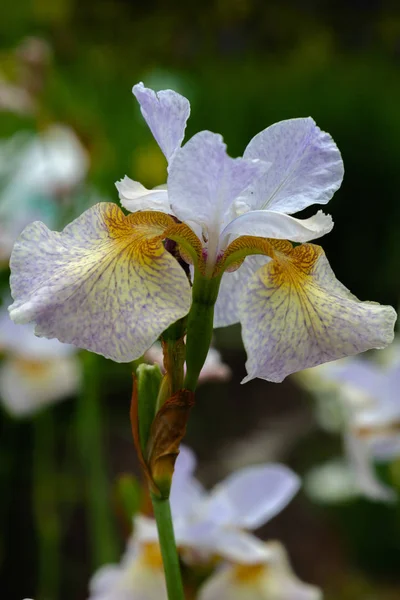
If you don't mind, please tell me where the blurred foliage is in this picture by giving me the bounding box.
[1,1,400,599]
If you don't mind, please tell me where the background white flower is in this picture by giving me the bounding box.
[198,541,322,600]
[137,446,300,564]
[298,345,400,502]
[144,343,231,384]
[0,125,88,262]
[89,540,167,600]
[89,447,305,599]
[0,305,81,416]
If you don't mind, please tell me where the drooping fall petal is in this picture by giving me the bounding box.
[239,243,396,383]
[9,203,192,362]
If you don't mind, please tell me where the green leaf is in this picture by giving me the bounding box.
[115,474,142,521]
[136,363,163,458]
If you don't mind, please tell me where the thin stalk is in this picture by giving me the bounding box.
[33,408,61,600]
[151,492,185,600]
[184,273,222,391]
[76,351,118,567]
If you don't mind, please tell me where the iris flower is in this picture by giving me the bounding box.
[0,303,81,416]
[8,83,396,382]
[89,447,316,600]
[198,542,321,600]
[300,346,400,502]
[0,125,89,262]
[136,446,300,563]
[89,541,167,600]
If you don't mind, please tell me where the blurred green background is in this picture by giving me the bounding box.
[1,1,400,599]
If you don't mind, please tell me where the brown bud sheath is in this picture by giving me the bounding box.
[147,389,195,498]
[130,378,195,498]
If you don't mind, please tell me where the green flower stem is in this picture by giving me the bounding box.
[151,492,185,600]
[33,408,61,600]
[76,351,118,567]
[184,272,222,391]
[144,274,221,599]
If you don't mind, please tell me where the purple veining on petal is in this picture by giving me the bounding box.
[242,117,344,215]
[8,203,192,362]
[239,247,396,383]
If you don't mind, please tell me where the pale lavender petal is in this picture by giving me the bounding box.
[134,515,158,544]
[320,357,385,399]
[220,209,333,246]
[199,348,231,382]
[262,542,323,600]
[170,446,206,521]
[345,432,396,502]
[243,117,344,214]
[0,305,76,360]
[116,176,172,214]
[89,565,123,597]
[168,131,269,242]
[239,245,396,383]
[133,82,190,162]
[369,435,400,461]
[207,464,300,529]
[174,445,197,477]
[0,354,81,416]
[14,124,89,193]
[198,542,322,599]
[214,255,269,328]
[212,529,273,563]
[8,203,192,362]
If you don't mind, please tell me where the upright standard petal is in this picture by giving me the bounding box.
[243,117,344,214]
[9,203,192,362]
[207,464,300,530]
[239,242,396,383]
[116,176,171,214]
[133,82,190,162]
[168,131,269,247]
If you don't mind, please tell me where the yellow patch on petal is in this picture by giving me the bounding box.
[9,203,194,362]
[239,242,396,383]
[214,235,277,276]
[104,207,173,258]
[267,243,321,288]
[141,543,164,569]
[164,221,203,267]
[233,563,266,584]
[14,358,52,378]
